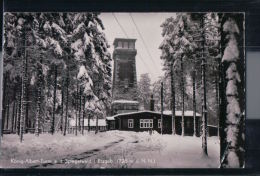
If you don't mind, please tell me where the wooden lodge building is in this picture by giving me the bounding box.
[107,110,201,136]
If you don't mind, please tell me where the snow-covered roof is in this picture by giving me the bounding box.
[163,110,201,117]
[200,124,218,128]
[69,119,106,127]
[106,116,115,121]
[111,110,201,119]
[111,110,167,118]
[113,38,136,45]
[112,99,139,104]
[207,125,218,128]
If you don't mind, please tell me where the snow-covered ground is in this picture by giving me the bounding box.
[0,131,121,168]
[0,131,220,168]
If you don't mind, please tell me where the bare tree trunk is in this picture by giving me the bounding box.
[35,61,42,137]
[181,55,185,136]
[20,28,28,142]
[14,93,18,133]
[88,114,90,132]
[201,15,208,155]
[215,69,220,137]
[79,87,82,133]
[6,100,10,130]
[60,78,64,132]
[19,25,31,142]
[25,81,29,130]
[11,86,17,133]
[193,68,197,137]
[161,82,163,135]
[63,70,69,136]
[82,96,85,135]
[216,16,223,139]
[1,73,7,135]
[25,43,30,130]
[75,81,78,136]
[216,14,225,163]
[35,86,41,137]
[95,114,98,134]
[51,65,57,135]
[170,63,175,135]
[17,82,22,135]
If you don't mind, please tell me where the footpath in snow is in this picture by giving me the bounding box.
[0,131,122,168]
[0,130,220,168]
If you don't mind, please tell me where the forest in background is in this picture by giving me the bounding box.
[2,13,112,137]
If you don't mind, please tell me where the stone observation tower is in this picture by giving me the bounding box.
[111,38,139,115]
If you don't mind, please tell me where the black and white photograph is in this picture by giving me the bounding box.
[0,12,245,168]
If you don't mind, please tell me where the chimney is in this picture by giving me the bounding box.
[150,94,155,111]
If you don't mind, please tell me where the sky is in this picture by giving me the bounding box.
[100,13,176,83]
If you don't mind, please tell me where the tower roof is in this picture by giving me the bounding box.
[113,38,136,46]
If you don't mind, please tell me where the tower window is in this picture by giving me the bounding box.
[123,41,128,48]
[129,42,134,49]
[118,41,123,48]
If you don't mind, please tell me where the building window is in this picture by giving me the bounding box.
[158,119,161,128]
[128,119,134,128]
[110,121,115,129]
[187,119,191,128]
[140,119,153,128]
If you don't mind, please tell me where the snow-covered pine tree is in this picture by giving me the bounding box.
[197,13,208,155]
[187,17,201,137]
[37,13,67,134]
[137,73,152,110]
[152,76,171,111]
[189,13,220,155]
[3,13,23,136]
[17,14,37,135]
[3,12,65,137]
[20,21,30,142]
[35,56,44,136]
[220,13,245,168]
[6,13,41,141]
[70,13,112,128]
[204,13,222,140]
[160,13,197,136]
